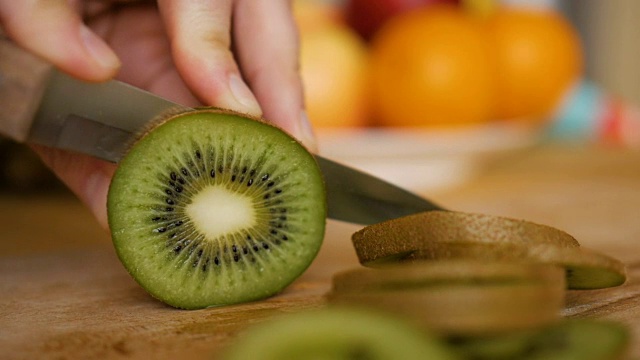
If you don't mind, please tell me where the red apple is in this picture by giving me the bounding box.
[345,0,459,40]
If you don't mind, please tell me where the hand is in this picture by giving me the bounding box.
[0,0,315,230]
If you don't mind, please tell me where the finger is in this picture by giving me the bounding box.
[157,0,261,116]
[30,145,116,231]
[233,0,316,151]
[0,0,120,81]
[86,4,202,107]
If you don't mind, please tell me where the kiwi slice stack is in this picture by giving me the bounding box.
[107,109,326,309]
[328,260,566,335]
[322,209,629,353]
[351,210,626,290]
[221,307,459,360]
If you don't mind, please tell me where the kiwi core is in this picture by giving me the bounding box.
[186,185,256,238]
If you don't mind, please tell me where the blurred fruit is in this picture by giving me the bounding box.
[486,8,583,121]
[461,0,497,17]
[293,0,343,33]
[344,0,459,41]
[295,1,370,128]
[369,5,495,127]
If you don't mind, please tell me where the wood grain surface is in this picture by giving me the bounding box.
[1,143,639,359]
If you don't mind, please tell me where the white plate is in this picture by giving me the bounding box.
[316,123,541,192]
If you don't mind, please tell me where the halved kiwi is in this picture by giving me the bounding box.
[328,261,566,335]
[352,210,580,265]
[405,242,626,290]
[221,307,458,360]
[451,320,630,360]
[107,109,327,309]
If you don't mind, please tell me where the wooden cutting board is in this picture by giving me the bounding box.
[1,144,640,359]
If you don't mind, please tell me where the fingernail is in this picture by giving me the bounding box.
[299,111,318,153]
[229,74,262,115]
[80,25,120,71]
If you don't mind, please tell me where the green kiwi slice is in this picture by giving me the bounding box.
[107,109,327,309]
[452,320,630,360]
[405,242,626,290]
[526,244,626,290]
[221,307,459,360]
[352,210,580,265]
[328,261,566,335]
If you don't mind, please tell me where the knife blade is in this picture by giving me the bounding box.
[1,40,443,225]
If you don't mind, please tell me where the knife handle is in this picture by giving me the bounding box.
[0,35,52,142]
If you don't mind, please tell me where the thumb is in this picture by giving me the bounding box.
[0,0,120,81]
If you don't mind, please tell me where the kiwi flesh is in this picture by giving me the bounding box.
[351,210,580,265]
[451,320,630,360]
[221,307,459,360]
[403,242,626,290]
[328,261,566,335]
[107,109,326,309]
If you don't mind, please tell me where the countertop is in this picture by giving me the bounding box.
[1,143,640,359]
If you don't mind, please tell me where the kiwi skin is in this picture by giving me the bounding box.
[107,108,327,309]
[352,210,580,265]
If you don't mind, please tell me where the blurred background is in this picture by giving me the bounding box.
[565,0,640,107]
[296,0,640,190]
[1,0,639,194]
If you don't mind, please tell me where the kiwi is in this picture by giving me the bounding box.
[403,242,626,290]
[526,244,626,290]
[451,320,630,360]
[221,307,459,360]
[351,211,580,265]
[107,109,327,309]
[328,261,566,335]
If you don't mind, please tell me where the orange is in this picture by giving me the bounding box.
[295,0,370,128]
[368,5,495,128]
[486,8,583,120]
[299,24,370,128]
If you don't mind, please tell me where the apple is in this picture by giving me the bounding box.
[344,0,460,40]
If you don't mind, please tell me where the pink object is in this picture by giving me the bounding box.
[549,79,640,148]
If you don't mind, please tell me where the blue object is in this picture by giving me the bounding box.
[546,79,603,140]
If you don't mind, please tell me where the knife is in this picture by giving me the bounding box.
[0,38,443,225]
